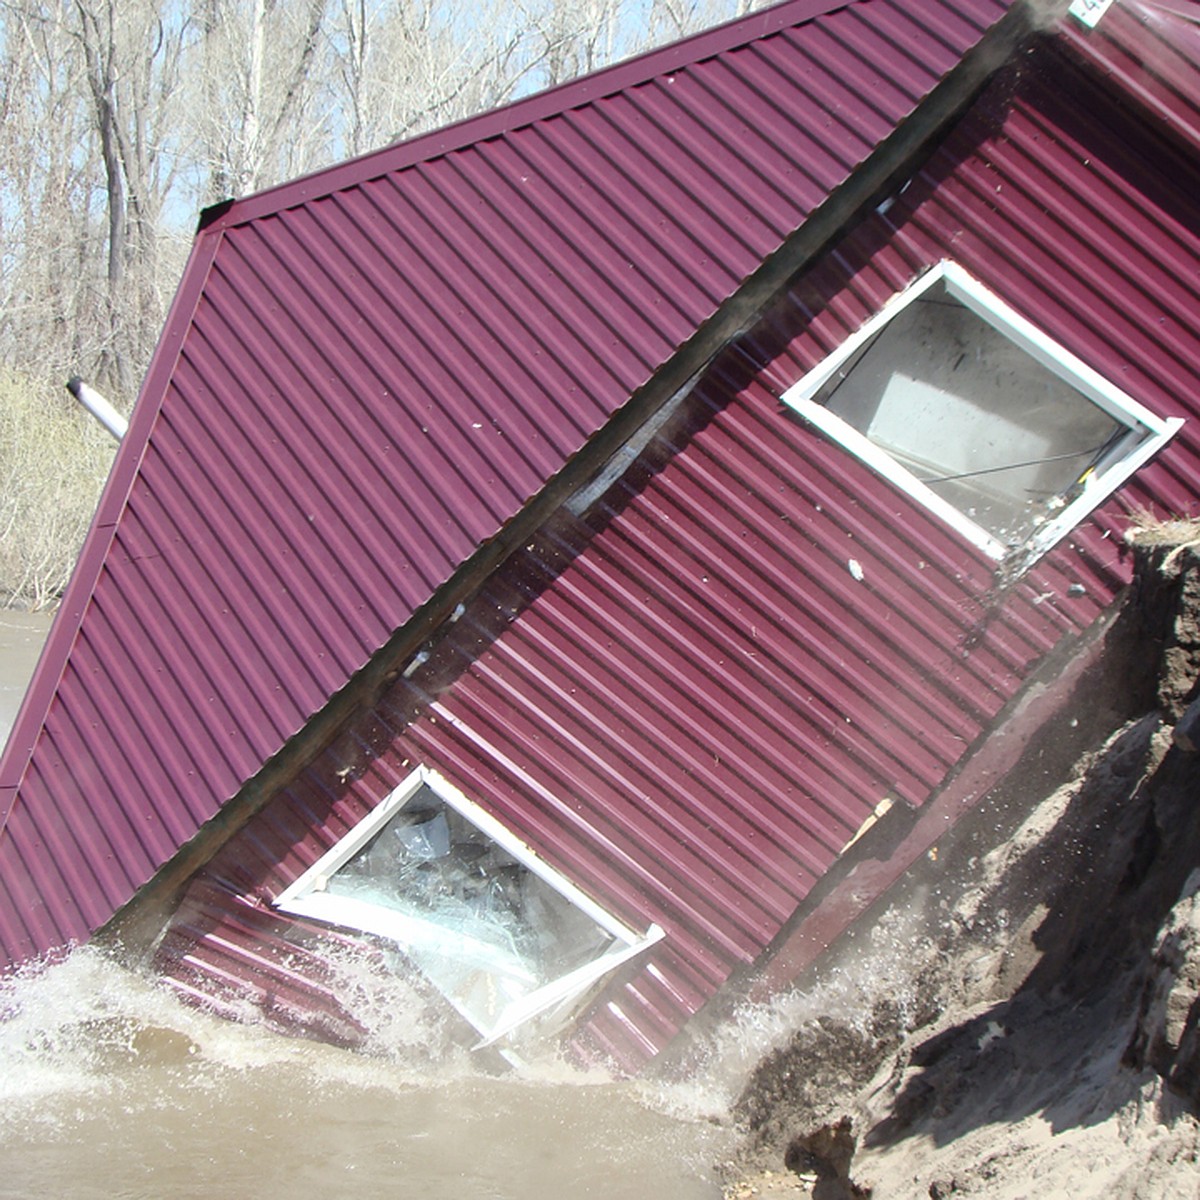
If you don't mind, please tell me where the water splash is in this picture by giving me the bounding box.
[0,946,732,1199]
[671,889,963,1121]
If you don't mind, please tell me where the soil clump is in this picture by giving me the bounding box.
[720,537,1200,1198]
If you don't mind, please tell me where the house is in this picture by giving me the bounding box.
[3,0,1200,1073]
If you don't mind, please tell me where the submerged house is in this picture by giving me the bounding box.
[3,0,1200,1072]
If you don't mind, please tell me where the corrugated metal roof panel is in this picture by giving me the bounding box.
[155,32,1200,1070]
[0,0,1014,971]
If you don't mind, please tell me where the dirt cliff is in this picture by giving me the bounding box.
[721,532,1200,1199]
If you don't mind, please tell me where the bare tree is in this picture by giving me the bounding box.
[522,0,625,87]
[0,4,100,382]
[649,0,746,43]
[0,0,751,602]
[189,0,333,203]
[326,0,530,155]
[71,0,190,392]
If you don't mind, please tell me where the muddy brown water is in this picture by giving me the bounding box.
[0,610,734,1199]
[0,608,51,755]
[0,948,734,1199]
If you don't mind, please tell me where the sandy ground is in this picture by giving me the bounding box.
[720,712,1200,1200]
[712,543,1200,1199]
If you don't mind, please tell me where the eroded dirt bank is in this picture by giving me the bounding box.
[720,537,1200,1199]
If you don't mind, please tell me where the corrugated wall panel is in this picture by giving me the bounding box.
[154,30,1200,1071]
[1062,0,1200,156]
[896,55,1200,527]
[155,329,1055,1070]
[0,0,1013,970]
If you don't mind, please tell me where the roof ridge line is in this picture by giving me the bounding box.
[200,0,864,231]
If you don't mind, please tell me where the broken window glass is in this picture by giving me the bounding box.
[275,768,662,1049]
[323,785,617,1031]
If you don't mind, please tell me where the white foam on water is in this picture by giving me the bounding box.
[667,895,950,1121]
[0,945,734,1199]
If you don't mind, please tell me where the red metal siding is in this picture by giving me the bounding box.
[155,35,1200,1071]
[0,0,1012,970]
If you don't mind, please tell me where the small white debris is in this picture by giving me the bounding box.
[402,648,431,678]
[1069,0,1116,29]
[977,1020,1008,1051]
[848,558,864,582]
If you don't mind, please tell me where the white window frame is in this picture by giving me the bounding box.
[781,261,1182,567]
[275,765,662,1048]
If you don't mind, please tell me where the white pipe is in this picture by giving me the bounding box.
[66,376,128,443]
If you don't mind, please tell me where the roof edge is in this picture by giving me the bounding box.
[201,0,863,230]
[0,226,226,816]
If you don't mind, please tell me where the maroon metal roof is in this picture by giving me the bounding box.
[0,0,1015,971]
[155,33,1200,1071]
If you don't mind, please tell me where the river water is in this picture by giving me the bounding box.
[0,608,49,755]
[0,947,737,1199]
[0,611,740,1199]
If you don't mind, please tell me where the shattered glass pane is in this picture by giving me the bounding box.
[324,784,617,1031]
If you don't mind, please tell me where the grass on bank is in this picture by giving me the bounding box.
[0,370,116,610]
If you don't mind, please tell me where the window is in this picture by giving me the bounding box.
[781,262,1182,567]
[275,766,662,1049]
